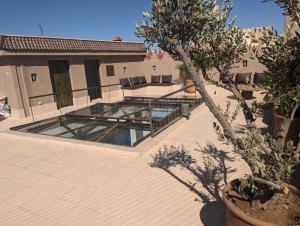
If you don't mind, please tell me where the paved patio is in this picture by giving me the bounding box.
[0,85,267,225]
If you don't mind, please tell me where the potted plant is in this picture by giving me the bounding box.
[137,0,300,225]
[256,23,300,148]
[176,63,196,93]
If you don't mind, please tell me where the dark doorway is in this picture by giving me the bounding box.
[48,60,73,109]
[84,60,102,100]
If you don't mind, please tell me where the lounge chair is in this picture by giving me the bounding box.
[253,72,265,86]
[235,73,252,84]
[161,74,174,86]
[121,76,148,90]
[220,73,234,84]
[149,75,173,86]
[120,75,173,89]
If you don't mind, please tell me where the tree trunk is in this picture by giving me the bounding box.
[174,45,239,145]
[296,140,300,165]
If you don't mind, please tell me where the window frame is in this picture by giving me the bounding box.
[31,73,38,82]
[106,65,115,77]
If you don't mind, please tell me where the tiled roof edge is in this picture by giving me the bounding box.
[0,34,146,54]
[0,34,144,44]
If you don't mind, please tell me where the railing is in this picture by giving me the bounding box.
[28,83,120,122]
[28,83,202,138]
[151,84,200,136]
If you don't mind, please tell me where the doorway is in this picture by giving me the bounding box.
[48,60,73,109]
[84,60,102,100]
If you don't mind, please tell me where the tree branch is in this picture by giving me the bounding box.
[252,176,289,194]
[201,70,232,92]
[295,139,300,165]
[203,74,272,155]
[227,83,272,155]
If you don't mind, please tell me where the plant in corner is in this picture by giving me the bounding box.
[136,0,300,225]
[255,0,300,149]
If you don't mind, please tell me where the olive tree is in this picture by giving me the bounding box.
[137,0,242,145]
[254,1,300,150]
[136,0,299,192]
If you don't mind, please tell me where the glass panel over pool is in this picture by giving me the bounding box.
[11,97,202,148]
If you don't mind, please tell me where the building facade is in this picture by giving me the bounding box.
[0,35,181,118]
[1,27,275,119]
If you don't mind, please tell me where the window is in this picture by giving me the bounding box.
[106,65,115,76]
[243,60,248,67]
[31,73,38,82]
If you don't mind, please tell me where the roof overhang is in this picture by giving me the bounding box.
[0,51,146,57]
[0,34,146,57]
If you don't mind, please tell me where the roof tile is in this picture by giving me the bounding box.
[0,35,145,53]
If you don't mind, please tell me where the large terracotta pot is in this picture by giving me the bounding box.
[222,182,300,226]
[184,79,196,93]
[273,112,300,145]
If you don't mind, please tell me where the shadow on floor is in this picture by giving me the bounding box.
[200,201,226,226]
[150,144,236,226]
[234,103,273,136]
[226,95,237,100]
[256,104,273,135]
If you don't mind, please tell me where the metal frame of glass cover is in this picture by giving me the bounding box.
[11,88,203,147]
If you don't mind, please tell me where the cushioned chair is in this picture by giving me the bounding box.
[220,74,234,84]
[121,74,174,89]
[121,76,148,90]
[138,76,147,84]
[150,75,161,84]
[235,73,251,84]
[253,73,265,85]
[162,75,172,83]
[120,78,131,88]
[129,77,140,86]
[157,74,173,86]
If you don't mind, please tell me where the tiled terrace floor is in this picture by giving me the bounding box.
[0,85,266,225]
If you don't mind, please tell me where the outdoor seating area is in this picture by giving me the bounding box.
[220,72,265,86]
[120,75,174,90]
[219,72,265,99]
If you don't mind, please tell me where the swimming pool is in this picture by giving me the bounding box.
[11,96,202,147]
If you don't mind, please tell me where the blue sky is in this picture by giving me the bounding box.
[0,0,284,42]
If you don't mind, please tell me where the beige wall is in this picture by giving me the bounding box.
[285,15,299,35]
[143,52,181,83]
[0,54,147,117]
[0,49,264,118]
[98,55,144,85]
[209,51,266,81]
[0,58,26,117]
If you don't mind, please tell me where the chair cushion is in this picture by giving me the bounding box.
[162,74,172,84]
[151,75,161,84]
[220,74,234,83]
[129,77,140,85]
[253,73,265,85]
[120,78,131,87]
[235,73,251,84]
[138,76,147,84]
